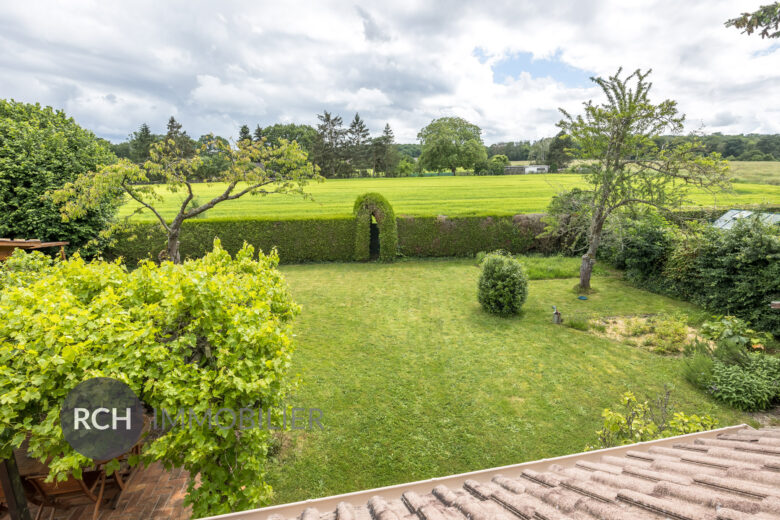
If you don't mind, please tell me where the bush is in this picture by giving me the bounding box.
[0,242,300,517]
[540,188,593,254]
[353,192,398,262]
[599,211,673,282]
[708,357,779,411]
[477,253,528,315]
[589,390,718,449]
[0,100,119,255]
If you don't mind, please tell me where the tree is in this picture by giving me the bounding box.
[0,100,119,254]
[165,116,196,157]
[261,123,317,154]
[726,2,780,38]
[128,123,157,164]
[373,123,401,176]
[238,124,252,143]
[53,133,321,263]
[253,124,264,142]
[546,132,574,172]
[347,113,371,174]
[528,137,552,163]
[555,68,729,290]
[312,111,350,178]
[488,154,510,174]
[417,117,487,173]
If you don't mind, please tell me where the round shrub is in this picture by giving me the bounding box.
[477,253,528,315]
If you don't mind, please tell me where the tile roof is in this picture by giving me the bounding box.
[206,425,780,520]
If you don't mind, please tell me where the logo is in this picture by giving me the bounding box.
[60,377,145,461]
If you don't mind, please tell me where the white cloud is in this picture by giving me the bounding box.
[0,0,777,143]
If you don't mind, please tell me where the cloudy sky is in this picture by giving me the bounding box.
[1,1,778,144]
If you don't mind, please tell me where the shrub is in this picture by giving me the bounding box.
[353,192,398,262]
[701,315,772,351]
[589,390,718,449]
[477,253,528,316]
[682,350,715,389]
[599,211,673,282]
[0,100,119,255]
[708,357,779,411]
[539,188,593,254]
[0,242,300,517]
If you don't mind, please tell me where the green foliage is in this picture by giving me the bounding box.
[540,188,593,254]
[0,242,299,517]
[589,391,718,449]
[417,117,487,173]
[0,99,119,254]
[546,132,574,172]
[353,193,398,262]
[487,141,531,161]
[701,315,773,350]
[708,357,780,411]
[600,211,673,282]
[477,253,528,316]
[726,2,780,38]
[258,123,318,154]
[558,68,730,289]
[53,128,320,263]
[107,217,356,265]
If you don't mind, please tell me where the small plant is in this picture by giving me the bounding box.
[701,316,771,352]
[477,253,528,316]
[588,389,718,449]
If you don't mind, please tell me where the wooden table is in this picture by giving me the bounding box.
[0,240,69,261]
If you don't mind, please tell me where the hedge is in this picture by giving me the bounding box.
[354,193,398,261]
[106,213,559,265]
[106,217,356,265]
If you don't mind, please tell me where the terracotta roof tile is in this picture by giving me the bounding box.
[210,426,780,520]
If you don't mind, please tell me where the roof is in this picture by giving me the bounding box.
[204,425,780,520]
[713,210,780,230]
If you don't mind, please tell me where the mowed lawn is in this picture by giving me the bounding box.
[118,173,780,221]
[263,258,749,505]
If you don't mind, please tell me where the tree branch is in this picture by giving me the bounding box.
[121,179,171,232]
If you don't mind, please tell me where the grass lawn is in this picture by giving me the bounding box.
[728,161,780,185]
[263,257,750,505]
[118,173,780,221]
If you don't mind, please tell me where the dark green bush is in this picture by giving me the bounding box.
[0,100,119,255]
[477,253,528,316]
[353,193,398,262]
[599,212,672,282]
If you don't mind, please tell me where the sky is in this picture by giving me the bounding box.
[1,1,778,144]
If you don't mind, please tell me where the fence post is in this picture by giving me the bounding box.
[0,457,32,520]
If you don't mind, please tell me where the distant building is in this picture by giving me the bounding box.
[712,209,780,230]
[502,164,550,175]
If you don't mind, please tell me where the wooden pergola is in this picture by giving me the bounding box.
[0,239,69,261]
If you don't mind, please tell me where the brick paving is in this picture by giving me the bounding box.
[2,463,191,520]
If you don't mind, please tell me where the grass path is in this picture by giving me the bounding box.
[118,174,780,221]
[263,258,748,505]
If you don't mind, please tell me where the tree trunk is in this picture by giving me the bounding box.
[167,230,181,264]
[579,214,605,291]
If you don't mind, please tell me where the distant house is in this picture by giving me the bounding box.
[712,209,780,230]
[503,164,550,175]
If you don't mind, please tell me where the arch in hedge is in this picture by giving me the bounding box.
[354,193,398,262]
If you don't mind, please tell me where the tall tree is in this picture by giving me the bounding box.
[238,124,252,143]
[261,123,317,154]
[417,117,487,173]
[165,116,195,158]
[373,123,400,176]
[313,111,349,178]
[546,131,574,172]
[253,124,264,142]
[347,113,371,173]
[54,135,321,263]
[555,68,729,290]
[726,2,780,38]
[129,123,156,164]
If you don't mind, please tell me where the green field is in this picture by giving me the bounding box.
[727,161,780,185]
[119,173,780,221]
[263,258,749,505]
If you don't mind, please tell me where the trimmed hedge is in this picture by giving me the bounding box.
[107,213,559,265]
[398,213,556,257]
[354,193,398,262]
[106,217,356,266]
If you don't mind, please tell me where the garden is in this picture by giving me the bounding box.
[1,64,779,520]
